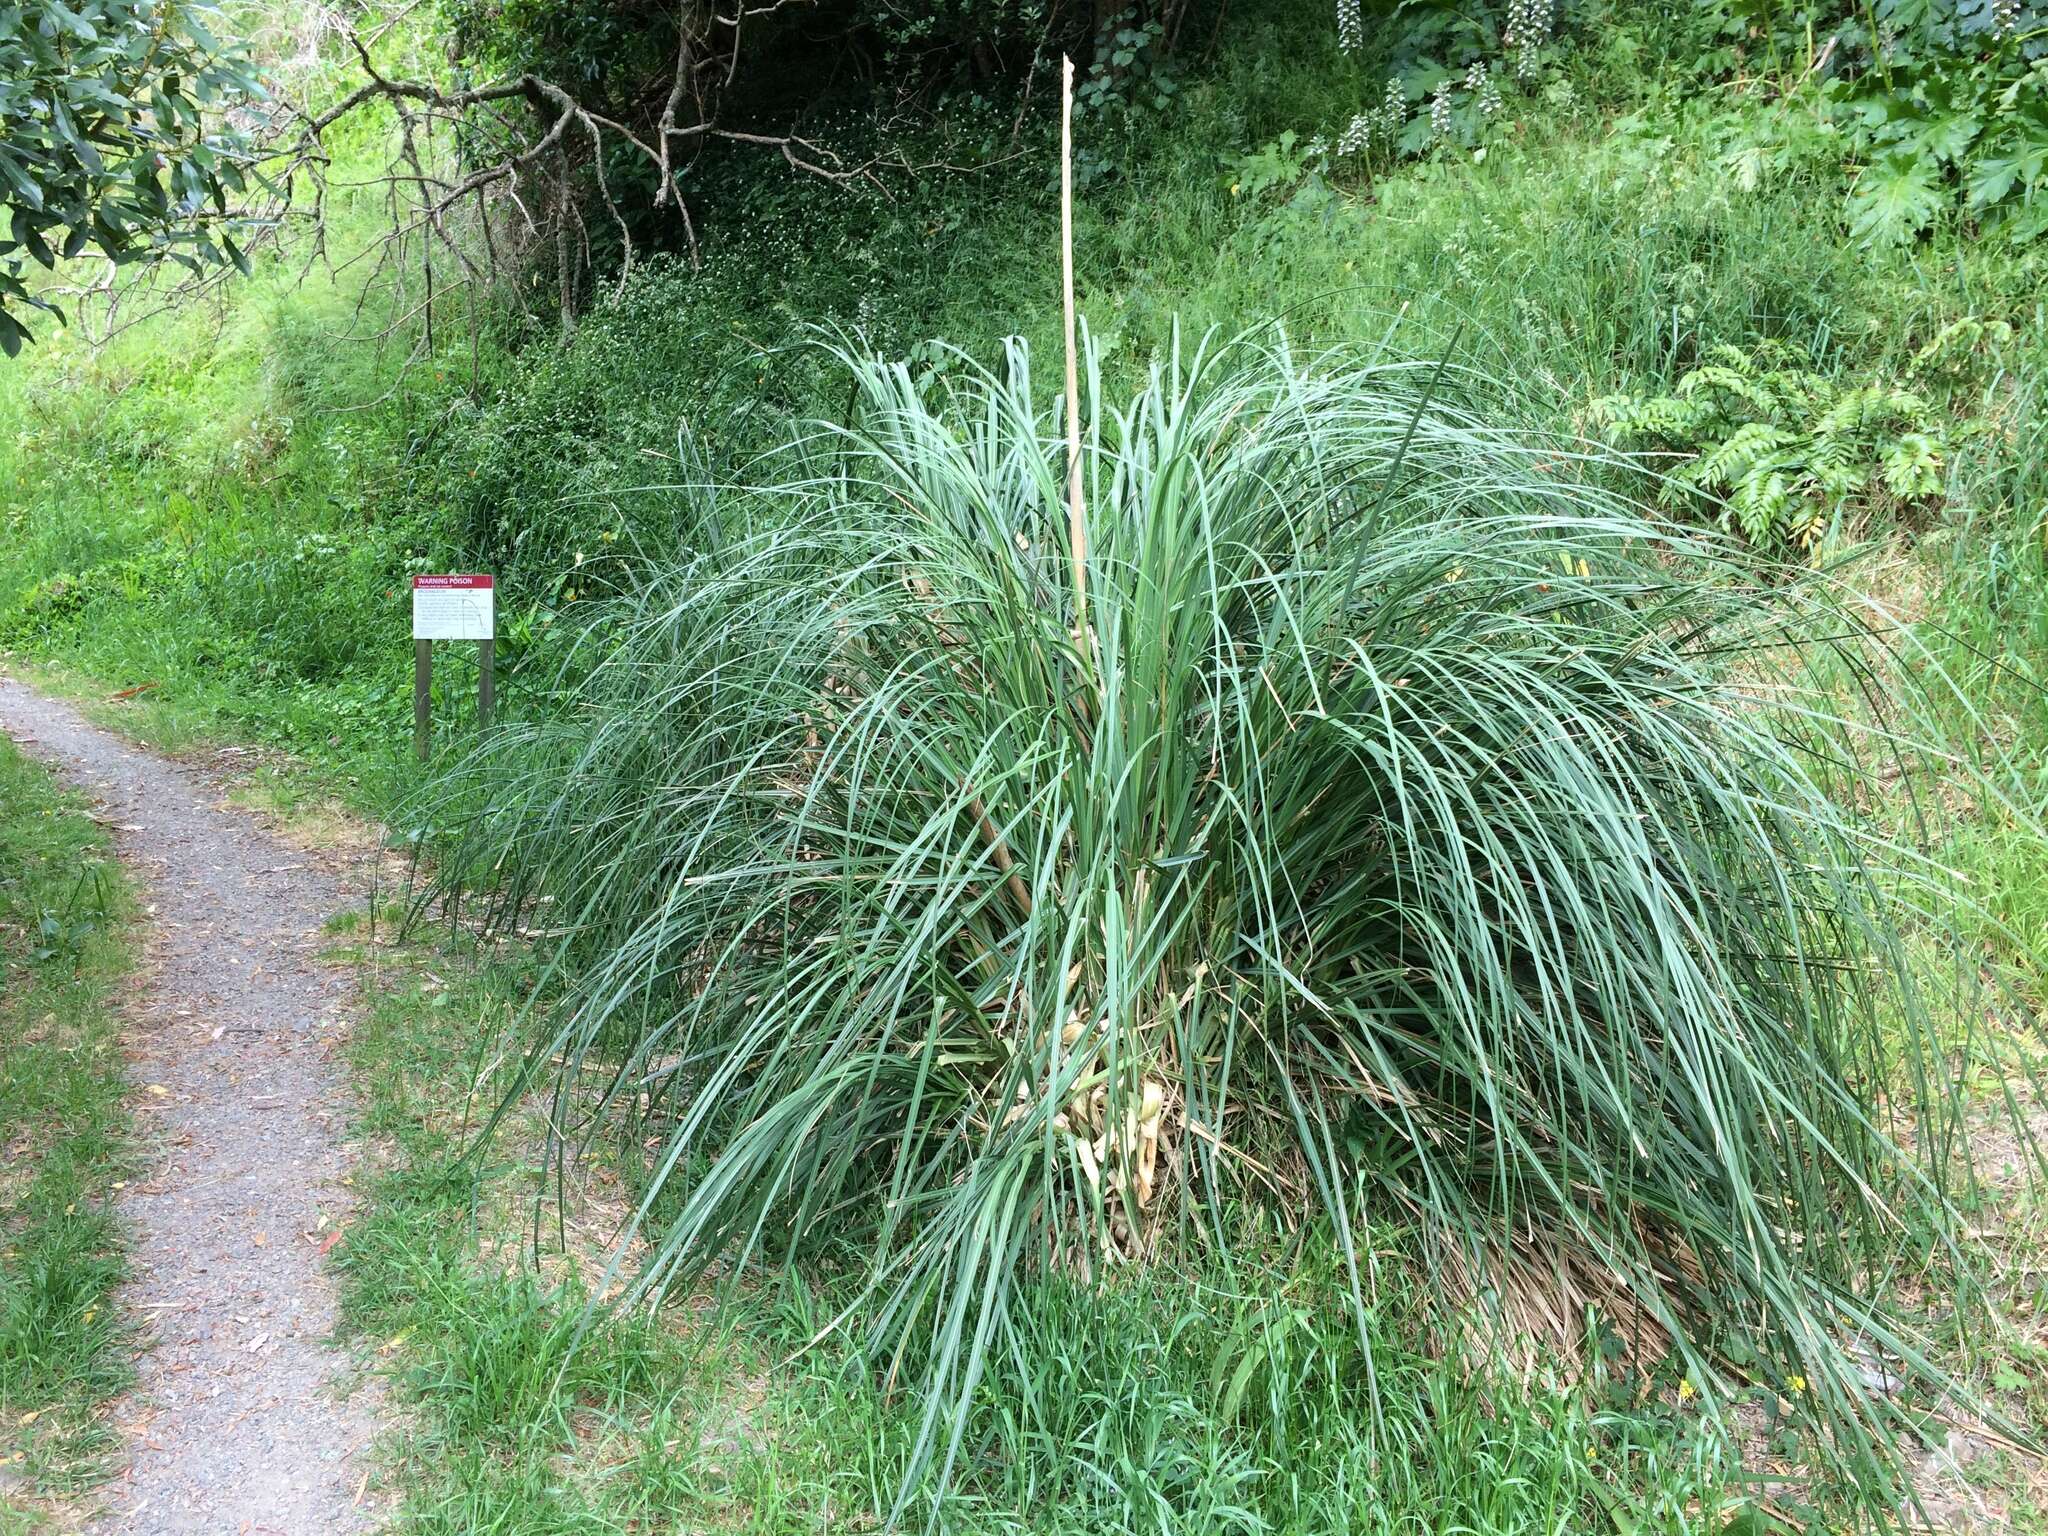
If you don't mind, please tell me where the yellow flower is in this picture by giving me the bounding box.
[1677,1378,1695,1401]
[1788,1374,1807,1393]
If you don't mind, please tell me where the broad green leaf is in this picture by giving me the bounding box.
[1920,112,1982,164]
[1849,154,1943,245]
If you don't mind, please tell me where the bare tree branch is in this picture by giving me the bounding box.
[56,0,1079,348]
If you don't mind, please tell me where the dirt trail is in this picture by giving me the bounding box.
[0,680,382,1534]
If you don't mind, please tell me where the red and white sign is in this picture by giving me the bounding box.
[412,574,494,640]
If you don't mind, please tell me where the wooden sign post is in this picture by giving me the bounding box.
[411,574,495,760]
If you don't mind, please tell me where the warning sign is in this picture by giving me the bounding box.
[412,575,494,640]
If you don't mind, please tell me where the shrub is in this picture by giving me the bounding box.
[418,260,846,605]
[1591,340,1962,549]
[411,331,1983,1514]
[1695,0,2048,246]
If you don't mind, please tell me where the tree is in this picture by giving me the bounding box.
[0,0,263,353]
[1,0,1195,351]
[281,0,1198,336]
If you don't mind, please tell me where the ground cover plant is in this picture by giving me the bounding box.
[401,329,2021,1524]
[0,739,134,1514]
[1590,340,1962,549]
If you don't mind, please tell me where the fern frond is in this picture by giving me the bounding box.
[1880,431,1945,498]
[1688,421,1796,492]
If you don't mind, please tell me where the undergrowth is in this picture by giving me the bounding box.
[339,922,1746,1535]
[7,0,2048,1528]
[7,0,2040,768]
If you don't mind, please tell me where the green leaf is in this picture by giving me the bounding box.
[1920,112,1983,164]
[0,149,47,210]
[1967,150,2024,211]
[18,221,55,267]
[2002,195,2048,243]
[1849,154,1943,245]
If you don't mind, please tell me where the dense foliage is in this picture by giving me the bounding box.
[410,0,1205,293]
[1591,340,1961,548]
[1306,0,2048,251]
[9,2,2048,1524]
[0,0,260,351]
[1720,0,2048,244]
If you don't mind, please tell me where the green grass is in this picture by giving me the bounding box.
[338,925,1748,1534]
[5,1,2038,778]
[0,739,136,1517]
[400,329,2023,1525]
[0,37,479,789]
[7,0,2048,1527]
[1913,458,2048,1003]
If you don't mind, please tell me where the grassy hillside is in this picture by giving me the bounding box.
[7,0,2048,1528]
[8,1,2040,779]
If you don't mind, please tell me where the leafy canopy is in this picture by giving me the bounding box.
[0,0,261,353]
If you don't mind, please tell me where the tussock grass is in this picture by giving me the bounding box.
[341,935,1749,1534]
[411,330,2002,1516]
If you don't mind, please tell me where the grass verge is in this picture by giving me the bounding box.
[0,738,136,1525]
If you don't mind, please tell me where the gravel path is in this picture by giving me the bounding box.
[0,679,382,1534]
